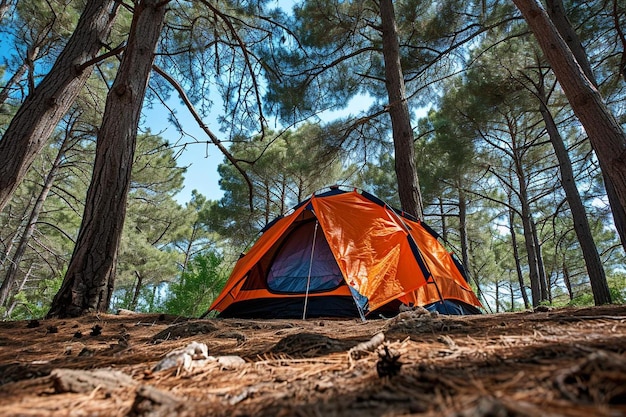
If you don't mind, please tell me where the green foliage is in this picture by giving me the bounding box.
[0,123,92,317]
[352,153,400,207]
[3,274,63,320]
[607,273,626,305]
[169,191,223,265]
[209,124,346,250]
[15,0,81,40]
[158,1,287,136]
[114,132,188,307]
[609,286,626,305]
[566,292,594,307]
[549,271,626,308]
[0,126,193,318]
[163,251,228,317]
[112,283,167,313]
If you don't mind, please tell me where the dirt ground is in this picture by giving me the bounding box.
[0,305,625,417]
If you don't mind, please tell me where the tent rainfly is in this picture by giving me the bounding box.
[206,187,483,319]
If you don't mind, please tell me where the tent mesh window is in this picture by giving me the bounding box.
[266,220,343,293]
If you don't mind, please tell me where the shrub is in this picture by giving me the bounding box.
[163,251,228,317]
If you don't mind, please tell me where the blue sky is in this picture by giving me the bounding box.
[147,0,300,204]
[142,98,227,204]
[142,89,375,205]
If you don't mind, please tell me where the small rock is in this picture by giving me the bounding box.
[152,341,209,372]
[217,355,246,370]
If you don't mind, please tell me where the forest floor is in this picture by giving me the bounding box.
[0,305,625,417]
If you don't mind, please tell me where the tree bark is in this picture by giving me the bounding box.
[4,265,32,319]
[495,278,500,313]
[379,0,424,219]
[130,271,144,311]
[182,223,199,273]
[544,0,595,83]
[519,202,542,306]
[529,220,548,301]
[508,199,530,309]
[562,261,573,301]
[47,0,168,318]
[544,0,626,254]
[0,0,119,213]
[0,218,19,269]
[458,184,471,275]
[438,199,448,241]
[513,0,626,218]
[537,81,612,304]
[512,134,544,307]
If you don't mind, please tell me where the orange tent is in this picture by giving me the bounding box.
[207,187,482,319]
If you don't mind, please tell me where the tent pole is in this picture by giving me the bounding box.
[302,221,319,320]
[430,278,451,315]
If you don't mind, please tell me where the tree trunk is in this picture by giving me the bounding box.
[130,271,144,311]
[508,200,530,309]
[0,134,69,308]
[0,225,18,269]
[530,220,549,301]
[458,185,471,274]
[513,0,626,217]
[0,0,119,213]
[182,223,198,273]
[47,0,168,318]
[537,83,612,304]
[4,265,32,319]
[521,213,541,307]
[545,0,626,255]
[0,61,28,106]
[562,261,573,301]
[265,185,271,224]
[150,284,158,310]
[379,0,423,219]
[602,177,626,251]
[495,278,500,313]
[513,144,543,307]
[439,199,448,241]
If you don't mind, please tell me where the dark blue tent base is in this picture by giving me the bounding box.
[424,299,482,315]
[218,296,361,319]
[217,296,481,319]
